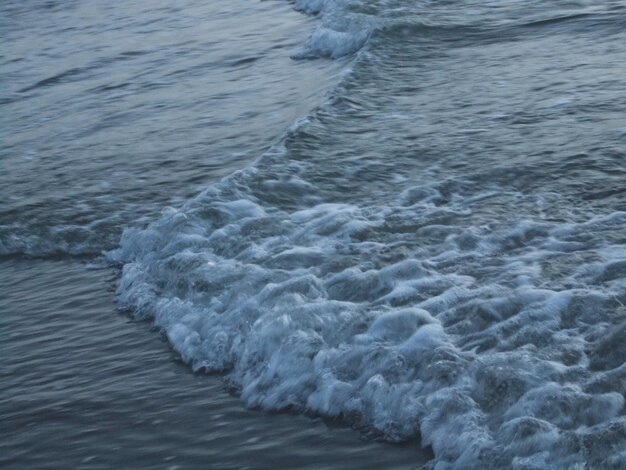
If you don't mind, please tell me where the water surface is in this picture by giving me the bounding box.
[2,0,626,468]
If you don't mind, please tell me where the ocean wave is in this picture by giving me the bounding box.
[107,132,626,467]
[103,0,626,467]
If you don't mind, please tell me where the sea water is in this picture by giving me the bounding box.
[2,1,625,468]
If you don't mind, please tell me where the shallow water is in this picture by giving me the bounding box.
[3,0,626,469]
[1,259,429,468]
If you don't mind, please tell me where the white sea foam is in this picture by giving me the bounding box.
[290,0,373,59]
[108,155,626,468]
[292,26,370,59]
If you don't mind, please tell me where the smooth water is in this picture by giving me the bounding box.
[3,0,626,469]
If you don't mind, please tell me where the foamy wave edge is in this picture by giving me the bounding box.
[106,1,626,468]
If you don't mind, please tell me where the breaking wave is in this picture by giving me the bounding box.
[104,0,626,468]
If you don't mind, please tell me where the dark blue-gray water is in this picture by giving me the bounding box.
[2,0,625,469]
